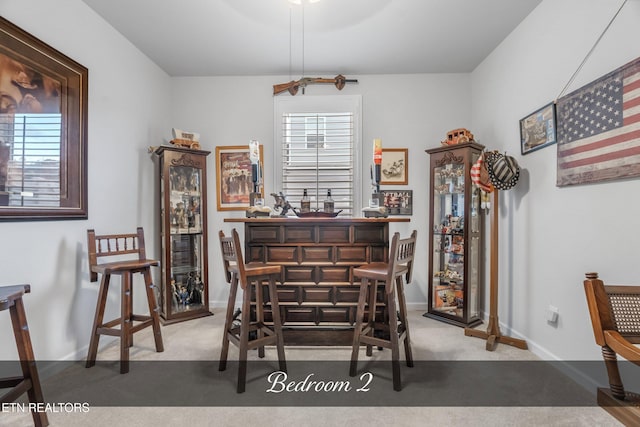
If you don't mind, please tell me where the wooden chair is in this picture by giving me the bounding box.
[0,285,48,427]
[350,230,417,391]
[86,227,164,374]
[584,272,640,426]
[218,228,286,393]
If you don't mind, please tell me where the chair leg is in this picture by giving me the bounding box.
[602,345,626,399]
[237,284,252,393]
[120,272,132,374]
[10,296,49,427]
[365,279,378,357]
[386,291,401,391]
[86,274,110,368]
[219,274,239,372]
[268,274,286,372]
[255,278,265,359]
[396,276,413,367]
[143,269,164,353]
[350,277,369,377]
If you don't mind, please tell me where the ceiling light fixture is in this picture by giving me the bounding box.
[288,0,322,5]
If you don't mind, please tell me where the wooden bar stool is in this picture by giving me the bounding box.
[350,230,417,391]
[0,284,48,427]
[86,227,164,374]
[218,228,286,393]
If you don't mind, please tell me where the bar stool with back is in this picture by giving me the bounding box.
[218,228,286,393]
[85,227,164,374]
[0,284,48,426]
[350,230,417,391]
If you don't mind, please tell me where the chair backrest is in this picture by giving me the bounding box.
[87,227,148,282]
[385,230,417,293]
[584,272,640,346]
[218,229,247,289]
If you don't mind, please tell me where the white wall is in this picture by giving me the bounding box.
[0,0,171,360]
[471,0,640,365]
[171,73,471,309]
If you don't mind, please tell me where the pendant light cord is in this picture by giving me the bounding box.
[289,7,292,81]
[556,0,627,100]
[301,5,305,79]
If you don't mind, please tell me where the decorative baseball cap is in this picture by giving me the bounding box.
[485,151,520,190]
[470,153,494,193]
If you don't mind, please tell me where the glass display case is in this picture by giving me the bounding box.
[424,142,484,327]
[154,145,211,324]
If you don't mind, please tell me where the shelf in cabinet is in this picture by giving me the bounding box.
[170,229,203,235]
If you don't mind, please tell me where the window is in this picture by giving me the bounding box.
[0,114,62,208]
[275,96,361,216]
[305,116,325,149]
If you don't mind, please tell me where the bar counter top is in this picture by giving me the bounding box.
[224,216,410,223]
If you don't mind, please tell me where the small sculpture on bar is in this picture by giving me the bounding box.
[271,192,294,217]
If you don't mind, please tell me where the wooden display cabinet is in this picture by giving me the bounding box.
[154,145,212,324]
[425,142,485,327]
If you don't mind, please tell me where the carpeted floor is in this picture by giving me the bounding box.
[1,309,622,426]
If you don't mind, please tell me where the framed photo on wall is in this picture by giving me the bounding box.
[520,102,556,155]
[380,148,408,185]
[380,189,413,215]
[215,145,263,211]
[0,17,88,220]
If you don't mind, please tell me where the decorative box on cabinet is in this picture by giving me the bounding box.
[424,142,484,327]
[154,145,212,324]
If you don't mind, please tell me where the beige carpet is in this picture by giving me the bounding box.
[1,309,622,426]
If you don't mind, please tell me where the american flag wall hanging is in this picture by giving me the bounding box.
[556,56,640,187]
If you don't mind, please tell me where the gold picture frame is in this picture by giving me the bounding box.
[380,148,408,185]
[215,145,263,211]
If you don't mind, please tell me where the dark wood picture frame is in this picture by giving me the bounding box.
[0,17,88,221]
[215,145,263,211]
[520,102,556,155]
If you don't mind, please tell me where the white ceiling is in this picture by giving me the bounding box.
[82,0,542,77]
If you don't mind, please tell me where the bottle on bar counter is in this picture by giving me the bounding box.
[301,189,311,213]
[323,189,334,213]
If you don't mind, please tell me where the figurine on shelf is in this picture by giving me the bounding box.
[175,202,187,228]
[178,285,190,306]
[441,128,475,146]
[170,128,201,150]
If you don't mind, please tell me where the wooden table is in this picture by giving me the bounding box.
[224,217,410,345]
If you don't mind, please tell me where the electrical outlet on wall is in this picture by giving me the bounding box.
[546,305,559,323]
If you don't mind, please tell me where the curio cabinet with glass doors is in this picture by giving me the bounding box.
[424,142,485,327]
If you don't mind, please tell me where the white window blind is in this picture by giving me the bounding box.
[0,113,61,207]
[275,95,361,216]
[281,112,354,215]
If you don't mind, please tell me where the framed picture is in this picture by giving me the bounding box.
[380,148,408,185]
[557,56,640,186]
[380,189,412,215]
[0,17,88,221]
[520,102,556,155]
[215,145,263,211]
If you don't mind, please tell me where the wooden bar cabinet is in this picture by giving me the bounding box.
[224,217,409,345]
